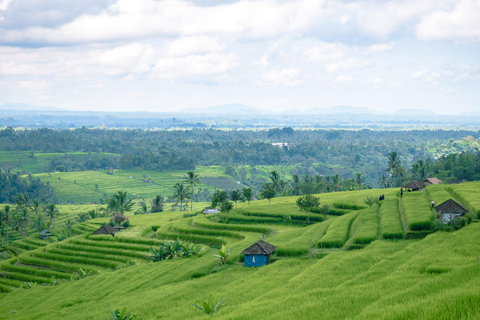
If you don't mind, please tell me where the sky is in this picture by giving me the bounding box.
[0,0,479,114]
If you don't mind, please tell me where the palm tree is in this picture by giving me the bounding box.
[290,174,301,195]
[76,212,90,223]
[31,199,42,216]
[112,191,134,214]
[378,174,390,188]
[31,214,47,233]
[0,205,12,245]
[386,151,402,174]
[185,171,199,211]
[150,195,164,213]
[355,173,365,189]
[268,170,284,194]
[17,208,30,238]
[44,203,59,230]
[172,182,191,211]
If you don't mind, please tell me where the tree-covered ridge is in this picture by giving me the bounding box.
[1,127,480,187]
[0,171,57,204]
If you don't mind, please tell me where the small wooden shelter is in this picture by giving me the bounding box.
[401,180,425,191]
[241,240,277,267]
[422,178,443,185]
[435,199,468,224]
[39,229,53,240]
[92,225,118,236]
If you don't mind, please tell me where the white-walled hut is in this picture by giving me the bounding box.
[435,199,468,224]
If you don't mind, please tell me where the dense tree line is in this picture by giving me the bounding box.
[0,170,57,204]
[1,127,479,187]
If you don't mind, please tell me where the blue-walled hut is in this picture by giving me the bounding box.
[241,240,277,267]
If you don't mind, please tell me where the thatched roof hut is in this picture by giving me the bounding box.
[241,240,277,267]
[39,229,53,240]
[435,199,468,224]
[93,225,118,236]
[422,178,443,185]
[402,180,425,191]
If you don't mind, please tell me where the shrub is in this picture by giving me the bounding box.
[150,239,201,262]
[193,295,226,315]
[109,307,137,320]
[122,219,130,228]
[213,245,231,265]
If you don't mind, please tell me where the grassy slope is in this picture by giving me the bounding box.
[1,183,480,319]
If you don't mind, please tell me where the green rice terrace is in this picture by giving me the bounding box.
[1,182,480,319]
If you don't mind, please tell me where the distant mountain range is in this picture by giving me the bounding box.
[0,102,474,116]
[0,103,63,111]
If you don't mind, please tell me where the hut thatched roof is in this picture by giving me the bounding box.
[423,177,443,185]
[93,225,118,235]
[241,240,277,255]
[402,180,425,190]
[39,230,53,236]
[435,199,468,214]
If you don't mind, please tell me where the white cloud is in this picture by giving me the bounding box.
[411,70,427,78]
[389,81,403,88]
[165,36,225,57]
[260,69,302,87]
[369,78,383,84]
[153,53,237,80]
[417,0,480,42]
[0,0,12,11]
[95,42,155,75]
[0,0,331,45]
[334,75,353,82]
[367,42,396,53]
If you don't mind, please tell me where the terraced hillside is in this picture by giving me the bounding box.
[0,182,479,319]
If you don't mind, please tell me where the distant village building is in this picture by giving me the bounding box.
[241,240,277,267]
[435,199,468,224]
[0,163,13,170]
[203,209,220,214]
[92,225,118,237]
[271,143,288,148]
[401,180,425,191]
[422,178,443,185]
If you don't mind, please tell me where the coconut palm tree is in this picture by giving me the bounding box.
[17,207,30,238]
[386,151,402,175]
[44,203,59,230]
[268,170,285,194]
[31,214,47,233]
[172,182,190,211]
[0,205,12,245]
[31,199,42,216]
[150,195,164,213]
[185,171,200,211]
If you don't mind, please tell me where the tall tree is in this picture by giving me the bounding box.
[172,182,190,211]
[386,151,402,175]
[31,199,42,216]
[211,190,228,208]
[242,188,253,205]
[296,194,320,224]
[185,171,200,211]
[44,203,59,230]
[229,190,242,209]
[268,170,285,194]
[261,187,276,205]
[17,207,30,238]
[0,205,12,245]
[220,201,234,223]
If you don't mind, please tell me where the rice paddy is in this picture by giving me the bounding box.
[0,182,480,319]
